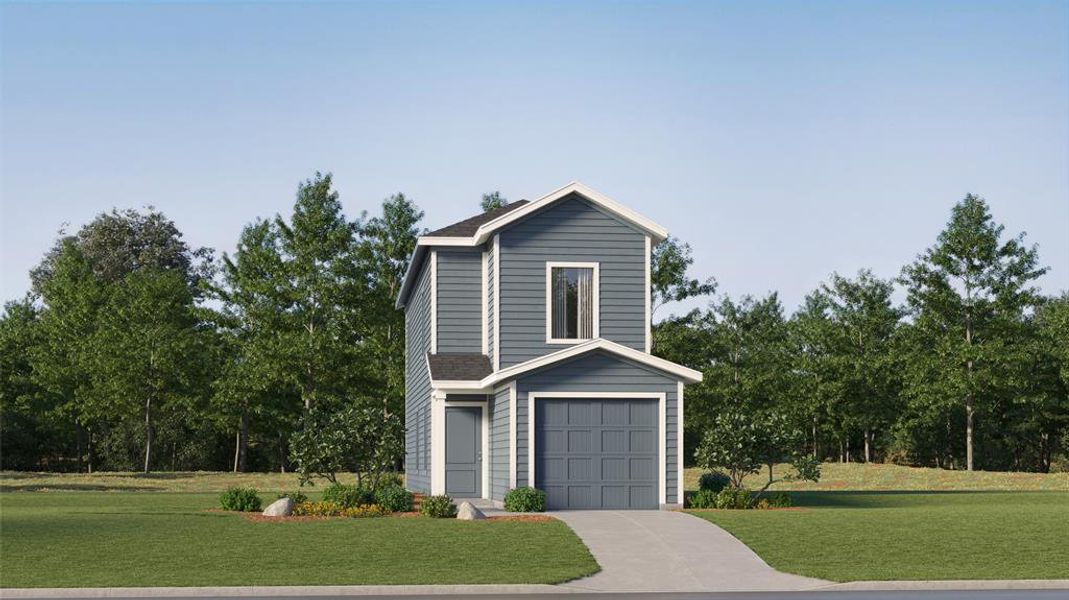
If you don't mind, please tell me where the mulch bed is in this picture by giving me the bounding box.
[210,508,556,523]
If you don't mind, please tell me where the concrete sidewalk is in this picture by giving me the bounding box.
[552,510,828,592]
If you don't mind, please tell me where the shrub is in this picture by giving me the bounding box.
[220,487,262,512]
[375,484,413,513]
[714,488,751,510]
[293,501,343,517]
[504,487,546,512]
[420,494,457,518]
[688,489,719,509]
[322,483,374,508]
[765,491,791,508]
[278,490,308,505]
[376,472,404,489]
[698,472,731,493]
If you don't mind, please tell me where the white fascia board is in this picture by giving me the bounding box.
[429,380,492,393]
[473,181,669,245]
[481,338,703,386]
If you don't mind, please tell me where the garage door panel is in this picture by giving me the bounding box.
[535,397,659,510]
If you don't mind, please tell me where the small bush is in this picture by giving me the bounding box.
[765,491,791,508]
[220,487,262,512]
[714,488,751,509]
[375,484,413,513]
[755,499,771,510]
[420,494,457,518]
[322,483,374,508]
[698,472,731,493]
[504,487,546,512]
[688,489,719,509]
[343,504,389,518]
[376,472,404,489]
[278,490,308,505]
[293,501,343,517]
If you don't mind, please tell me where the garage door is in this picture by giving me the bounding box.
[534,398,659,510]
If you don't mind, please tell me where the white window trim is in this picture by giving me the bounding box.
[526,391,667,507]
[429,251,438,354]
[431,394,490,500]
[545,261,600,344]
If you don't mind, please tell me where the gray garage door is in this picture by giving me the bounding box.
[534,398,659,510]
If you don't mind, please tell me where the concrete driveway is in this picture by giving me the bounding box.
[553,510,829,593]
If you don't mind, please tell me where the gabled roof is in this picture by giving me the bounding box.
[424,201,529,238]
[397,181,669,307]
[426,352,493,381]
[428,338,704,391]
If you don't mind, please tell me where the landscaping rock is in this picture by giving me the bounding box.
[262,497,294,517]
[456,501,486,520]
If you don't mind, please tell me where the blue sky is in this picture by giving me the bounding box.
[2,1,1066,314]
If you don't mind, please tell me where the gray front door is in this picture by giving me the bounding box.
[535,398,659,509]
[445,406,481,497]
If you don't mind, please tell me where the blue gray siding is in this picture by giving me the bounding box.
[498,195,647,367]
[490,384,511,501]
[436,249,482,353]
[513,351,680,505]
[486,242,495,364]
[404,262,432,493]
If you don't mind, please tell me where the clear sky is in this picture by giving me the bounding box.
[2,1,1066,315]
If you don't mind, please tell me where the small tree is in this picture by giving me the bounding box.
[694,409,820,496]
[289,402,404,487]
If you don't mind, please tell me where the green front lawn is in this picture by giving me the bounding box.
[688,491,1069,581]
[0,492,599,588]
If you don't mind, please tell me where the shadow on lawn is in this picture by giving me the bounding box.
[0,483,167,492]
[788,489,1045,509]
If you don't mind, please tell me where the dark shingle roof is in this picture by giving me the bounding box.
[425,200,530,238]
[427,353,493,381]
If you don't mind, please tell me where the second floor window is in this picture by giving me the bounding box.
[547,262,599,343]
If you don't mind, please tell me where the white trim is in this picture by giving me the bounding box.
[429,251,438,354]
[440,399,490,500]
[427,338,703,389]
[677,381,684,506]
[481,250,488,355]
[545,261,600,344]
[488,338,703,385]
[430,393,445,495]
[645,235,652,354]
[418,236,478,247]
[493,234,501,371]
[509,381,517,489]
[527,391,668,505]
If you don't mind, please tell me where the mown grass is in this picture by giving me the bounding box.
[0,492,599,588]
[688,491,1069,581]
[684,462,1069,492]
[0,470,319,493]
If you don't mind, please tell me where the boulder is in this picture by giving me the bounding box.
[456,501,486,520]
[262,497,294,517]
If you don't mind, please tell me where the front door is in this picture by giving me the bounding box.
[445,406,481,497]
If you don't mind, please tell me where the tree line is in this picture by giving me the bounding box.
[1,177,1066,473]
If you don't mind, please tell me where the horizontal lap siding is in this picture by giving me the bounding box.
[499,195,646,367]
[437,250,482,353]
[490,385,510,501]
[514,352,680,505]
[404,263,432,493]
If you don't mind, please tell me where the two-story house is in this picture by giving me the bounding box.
[396,182,702,510]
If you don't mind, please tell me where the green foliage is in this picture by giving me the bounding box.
[688,489,719,509]
[289,403,404,487]
[220,487,262,512]
[698,471,731,493]
[504,487,547,512]
[321,483,375,508]
[695,410,818,492]
[420,495,457,518]
[480,191,509,213]
[278,490,308,504]
[292,501,389,517]
[375,484,414,512]
[764,491,792,508]
[650,236,717,318]
[714,488,751,509]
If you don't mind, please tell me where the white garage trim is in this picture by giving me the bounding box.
[526,391,668,507]
[677,381,685,506]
